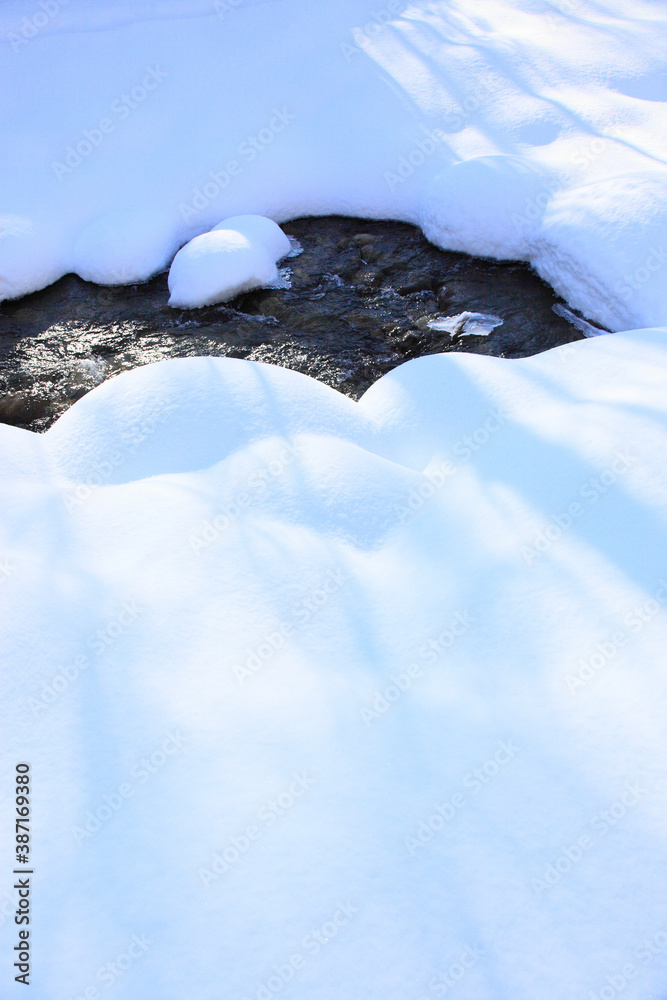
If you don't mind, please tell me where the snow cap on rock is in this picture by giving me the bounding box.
[168,214,290,309]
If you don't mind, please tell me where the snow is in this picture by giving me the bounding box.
[2,1,667,996]
[213,215,292,262]
[3,328,667,998]
[0,0,666,328]
[167,215,291,308]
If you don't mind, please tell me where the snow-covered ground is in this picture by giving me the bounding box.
[2,1,667,998]
[1,0,667,329]
[3,328,667,999]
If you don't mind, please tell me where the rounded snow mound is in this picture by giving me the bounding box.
[212,214,291,261]
[167,215,291,309]
[71,208,178,285]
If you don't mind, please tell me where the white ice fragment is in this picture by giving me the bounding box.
[268,266,292,290]
[286,236,304,258]
[427,311,504,338]
[552,303,610,338]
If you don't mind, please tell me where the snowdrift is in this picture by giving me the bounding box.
[3,329,667,998]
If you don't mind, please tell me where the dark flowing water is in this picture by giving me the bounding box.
[0,215,586,432]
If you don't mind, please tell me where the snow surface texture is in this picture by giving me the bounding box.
[1,0,667,329]
[167,215,291,308]
[3,330,667,998]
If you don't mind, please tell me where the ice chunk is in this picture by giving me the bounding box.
[427,311,504,338]
[553,303,610,338]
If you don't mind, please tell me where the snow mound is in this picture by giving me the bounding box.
[213,214,291,262]
[167,215,290,308]
[71,208,178,285]
[3,330,667,998]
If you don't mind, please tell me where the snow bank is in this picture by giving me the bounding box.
[1,0,666,327]
[167,215,291,308]
[3,330,667,998]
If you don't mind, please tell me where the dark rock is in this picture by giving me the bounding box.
[436,285,452,309]
[0,391,51,426]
